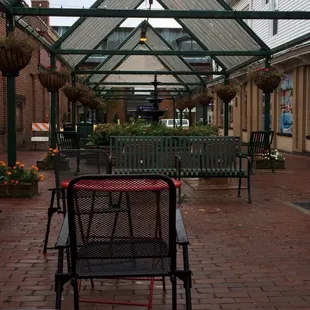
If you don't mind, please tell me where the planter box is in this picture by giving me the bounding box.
[0,182,39,198]
[37,157,70,171]
[253,159,285,170]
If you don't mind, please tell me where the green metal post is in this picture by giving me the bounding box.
[6,14,16,167]
[203,106,207,125]
[264,57,271,132]
[71,73,76,129]
[224,76,229,136]
[173,98,176,128]
[83,106,87,124]
[180,110,183,128]
[50,54,57,149]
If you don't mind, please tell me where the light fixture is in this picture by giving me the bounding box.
[139,20,148,44]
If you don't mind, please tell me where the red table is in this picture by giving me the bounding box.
[61,178,182,192]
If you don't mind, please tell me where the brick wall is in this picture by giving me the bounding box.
[0,14,67,152]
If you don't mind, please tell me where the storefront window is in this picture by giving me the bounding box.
[279,73,293,134]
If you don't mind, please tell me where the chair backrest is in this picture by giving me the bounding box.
[56,131,80,150]
[66,174,177,275]
[55,149,109,196]
[112,136,177,172]
[187,136,240,170]
[248,131,274,156]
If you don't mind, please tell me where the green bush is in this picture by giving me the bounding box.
[89,119,219,146]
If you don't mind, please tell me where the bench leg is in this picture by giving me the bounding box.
[247,176,252,203]
[178,187,182,204]
[237,177,242,197]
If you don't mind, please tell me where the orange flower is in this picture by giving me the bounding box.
[13,166,16,169]
[20,164,24,168]
[53,149,57,153]
[7,172,11,176]
[49,148,53,151]
[15,162,20,165]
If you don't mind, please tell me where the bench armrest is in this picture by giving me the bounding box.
[55,214,69,249]
[238,153,251,172]
[107,155,112,174]
[176,209,189,245]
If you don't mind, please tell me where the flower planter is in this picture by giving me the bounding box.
[254,74,281,93]
[36,157,70,171]
[38,72,68,92]
[253,159,285,170]
[214,85,237,102]
[0,47,32,76]
[63,84,85,102]
[0,182,39,198]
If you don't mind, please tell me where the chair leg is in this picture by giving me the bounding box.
[247,176,252,203]
[184,276,192,310]
[43,190,56,254]
[55,248,64,310]
[270,156,275,173]
[171,275,177,310]
[162,276,166,292]
[72,278,80,310]
[237,177,242,197]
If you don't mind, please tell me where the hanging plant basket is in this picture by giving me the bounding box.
[0,34,37,76]
[184,96,196,110]
[199,92,213,106]
[214,84,237,102]
[176,100,186,111]
[38,71,68,92]
[62,83,87,101]
[79,88,96,106]
[248,67,283,93]
[88,97,102,110]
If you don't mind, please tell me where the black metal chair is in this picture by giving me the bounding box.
[43,149,109,254]
[245,131,275,173]
[56,131,80,150]
[54,174,192,310]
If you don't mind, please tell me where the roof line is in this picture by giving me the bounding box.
[84,24,142,84]
[73,0,145,68]
[216,0,270,51]
[147,22,205,86]
[52,0,105,49]
[156,0,228,71]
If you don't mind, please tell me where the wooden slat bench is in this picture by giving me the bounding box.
[110,136,252,203]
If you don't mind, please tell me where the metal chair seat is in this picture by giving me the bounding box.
[77,239,169,260]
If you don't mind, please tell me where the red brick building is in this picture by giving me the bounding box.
[0,0,68,152]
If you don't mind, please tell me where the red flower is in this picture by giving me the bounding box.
[15,180,19,184]
[264,68,269,72]
[11,180,15,184]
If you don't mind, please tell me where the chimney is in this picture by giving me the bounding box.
[31,0,50,26]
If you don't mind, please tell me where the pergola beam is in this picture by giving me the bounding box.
[87,82,199,86]
[76,70,223,76]
[11,8,310,19]
[54,49,270,57]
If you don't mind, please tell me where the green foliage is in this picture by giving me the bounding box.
[0,161,44,185]
[89,119,219,146]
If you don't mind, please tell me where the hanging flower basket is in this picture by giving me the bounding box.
[248,67,283,93]
[62,83,87,101]
[198,90,213,106]
[184,96,196,110]
[38,68,69,92]
[176,100,186,111]
[0,33,37,76]
[214,84,237,102]
[88,97,102,110]
[79,89,96,106]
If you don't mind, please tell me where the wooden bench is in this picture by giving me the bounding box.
[31,123,49,150]
[110,136,252,203]
[244,131,275,173]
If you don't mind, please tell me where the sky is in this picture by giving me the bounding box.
[24,0,181,28]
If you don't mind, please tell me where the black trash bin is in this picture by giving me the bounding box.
[63,123,74,132]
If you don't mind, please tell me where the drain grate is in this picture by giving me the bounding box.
[292,201,310,211]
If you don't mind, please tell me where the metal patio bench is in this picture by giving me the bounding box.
[56,131,80,150]
[244,131,275,173]
[54,174,192,310]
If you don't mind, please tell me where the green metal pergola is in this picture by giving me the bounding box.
[1,0,310,167]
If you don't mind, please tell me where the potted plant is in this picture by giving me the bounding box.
[0,33,37,76]
[38,67,69,92]
[0,161,43,197]
[214,84,237,102]
[248,67,284,93]
[62,83,87,102]
[254,149,286,169]
[37,148,70,171]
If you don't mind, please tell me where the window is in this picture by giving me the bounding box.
[279,73,293,134]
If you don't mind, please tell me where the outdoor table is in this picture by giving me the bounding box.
[61,177,182,239]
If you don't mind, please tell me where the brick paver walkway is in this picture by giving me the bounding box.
[1,151,310,309]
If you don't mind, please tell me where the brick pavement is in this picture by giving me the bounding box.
[1,151,310,309]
